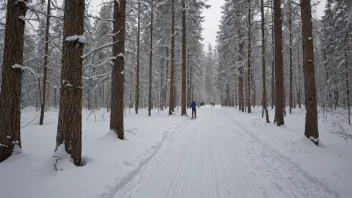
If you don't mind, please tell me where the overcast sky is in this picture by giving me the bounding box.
[201,0,327,49]
[91,0,327,50]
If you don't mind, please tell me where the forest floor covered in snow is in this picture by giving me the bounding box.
[0,106,351,198]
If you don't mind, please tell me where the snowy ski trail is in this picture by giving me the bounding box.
[95,108,341,198]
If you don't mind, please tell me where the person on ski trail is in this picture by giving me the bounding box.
[191,100,196,119]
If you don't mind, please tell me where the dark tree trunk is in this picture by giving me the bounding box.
[40,0,51,125]
[181,1,187,116]
[0,0,27,163]
[187,49,191,108]
[345,33,351,124]
[261,0,270,123]
[274,0,285,126]
[238,31,245,112]
[271,0,275,110]
[56,0,85,166]
[54,87,57,108]
[148,0,154,116]
[135,2,141,114]
[169,0,175,115]
[297,44,302,109]
[247,0,252,113]
[165,48,169,108]
[289,1,294,114]
[300,0,319,144]
[110,0,126,139]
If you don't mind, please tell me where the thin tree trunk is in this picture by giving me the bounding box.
[38,70,42,112]
[247,0,252,113]
[271,0,275,110]
[274,0,285,126]
[160,51,164,110]
[135,2,141,114]
[345,32,351,124]
[300,0,319,144]
[289,1,293,114]
[261,0,270,123]
[56,0,85,166]
[181,1,187,116]
[238,31,245,112]
[169,0,175,115]
[148,0,154,116]
[165,48,169,108]
[110,0,126,139]
[54,87,57,108]
[40,0,51,125]
[0,0,27,163]
[297,44,302,109]
[187,49,191,108]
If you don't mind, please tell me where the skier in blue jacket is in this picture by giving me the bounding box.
[191,101,196,119]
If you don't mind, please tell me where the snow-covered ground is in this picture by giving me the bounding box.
[0,106,351,198]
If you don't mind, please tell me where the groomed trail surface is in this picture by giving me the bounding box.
[101,108,340,198]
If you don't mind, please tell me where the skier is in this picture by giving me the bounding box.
[191,100,196,119]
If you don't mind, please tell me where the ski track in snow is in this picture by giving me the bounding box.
[90,108,342,198]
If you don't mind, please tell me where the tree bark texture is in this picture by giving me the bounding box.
[0,0,27,163]
[56,0,85,166]
[148,0,154,116]
[40,0,51,125]
[300,0,319,144]
[274,0,285,126]
[135,2,141,114]
[261,0,270,123]
[345,33,351,124]
[289,1,294,114]
[169,0,175,115]
[238,30,245,112]
[181,1,187,116]
[110,0,126,139]
[271,0,275,109]
[247,0,252,113]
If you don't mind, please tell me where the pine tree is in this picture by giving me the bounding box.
[273,0,285,126]
[261,0,270,122]
[181,0,187,116]
[300,0,319,144]
[110,0,126,139]
[56,0,85,166]
[39,0,51,125]
[0,0,28,162]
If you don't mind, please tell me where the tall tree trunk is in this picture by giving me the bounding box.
[300,0,319,144]
[160,50,164,111]
[345,32,351,124]
[187,49,191,108]
[289,1,294,114]
[247,0,252,113]
[110,0,126,139]
[54,86,57,108]
[40,0,51,125]
[274,0,285,126]
[56,0,85,166]
[0,0,27,163]
[165,48,169,108]
[297,44,302,109]
[135,2,141,114]
[271,0,275,110]
[181,1,187,116]
[148,0,154,116]
[169,0,175,115]
[261,0,270,123]
[238,31,245,112]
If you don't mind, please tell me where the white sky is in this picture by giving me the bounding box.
[201,0,327,49]
[90,0,327,50]
[201,0,225,49]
